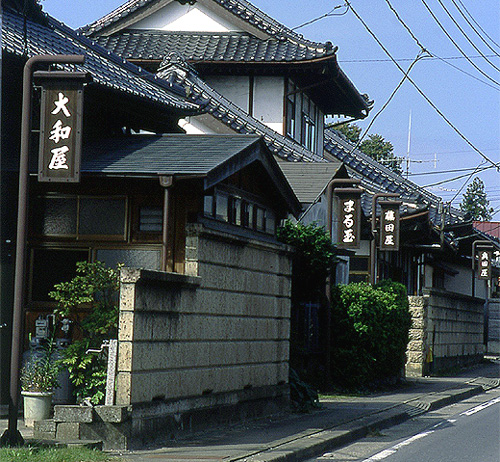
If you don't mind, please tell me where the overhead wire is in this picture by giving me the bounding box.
[419,0,500,87]
[455,0,500,51]
[346,0,500,170]
[291,3,349,31]
[449,0,500,58]
[435,0,500,73]
[346,50,428,156]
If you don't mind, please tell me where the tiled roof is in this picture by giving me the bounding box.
[82,0,323,48]
[158,54,325,162]
[278,161,344,204]
[323,129,467,226]
[82,134,261,175]
[95,30,331,63]
[81,133,302,214]
[2,8,201,113]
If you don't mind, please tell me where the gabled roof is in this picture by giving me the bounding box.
[95,30,331,63]
[158,55,325,162]
[82,0,370,118]
[278,161,345,204]
[2,6,201,114]
[81,134,301,214]
[82,0,323,46]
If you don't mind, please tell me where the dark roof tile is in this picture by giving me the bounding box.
[2,8,200,113]
[95,31,329,63]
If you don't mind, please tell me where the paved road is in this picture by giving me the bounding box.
[310,388,500,462]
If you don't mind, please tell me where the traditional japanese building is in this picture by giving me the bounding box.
[1,0,300,418]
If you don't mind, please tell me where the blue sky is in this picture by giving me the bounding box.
[41,0,500,217]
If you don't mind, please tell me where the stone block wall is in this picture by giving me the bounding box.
[406,289,485,376]
[487,299,500,355]
[116,223,292,406]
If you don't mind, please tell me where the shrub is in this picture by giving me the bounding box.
[49,261,120,404]
[277,220,337,300]
[330,281,411,390]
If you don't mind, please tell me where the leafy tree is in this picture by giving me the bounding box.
[335,124,402,174]
[460,177,493,220]
[277,220,337,299]
[335,122,361,144]
[50,261,120,404]
[360,134,403,174]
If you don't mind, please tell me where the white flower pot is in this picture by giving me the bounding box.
[22,391,53,427]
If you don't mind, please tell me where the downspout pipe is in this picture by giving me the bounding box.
[1,55,85,447]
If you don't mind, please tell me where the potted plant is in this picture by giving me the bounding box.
[20,343,60,427]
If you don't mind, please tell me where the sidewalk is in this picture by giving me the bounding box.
[115,359,500,462]
[1,360,499,462]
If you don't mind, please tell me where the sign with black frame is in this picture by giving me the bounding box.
[477,248,492,280]
[379,200,401,251]
[335,187,362,249]
[36,71,89,183]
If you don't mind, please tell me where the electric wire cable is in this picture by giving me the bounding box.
[435,0,500,72]
[345,0,500,171]
[292,3,349,31]
[455,0,500,51]
[420,0,500,87]
[383,0,500,92]
[449,0,500,58]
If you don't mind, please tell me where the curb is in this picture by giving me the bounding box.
[235,380,500,462]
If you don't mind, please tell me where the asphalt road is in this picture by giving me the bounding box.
[310,388,500,462]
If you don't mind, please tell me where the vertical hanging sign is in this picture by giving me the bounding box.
[477,249,492,280]
[335,187,362,249]
[379,200,401,251]
[36,72,88,183]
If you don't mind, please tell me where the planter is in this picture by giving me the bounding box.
[22,391,53,427]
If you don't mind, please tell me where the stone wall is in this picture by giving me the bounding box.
[86,224,292,447]
[487,299,500,355]
[406,289,485,377]
[117,224,291,405]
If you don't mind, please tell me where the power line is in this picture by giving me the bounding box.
[420,0,500,87]
[455,0,500,51]
[408,165,490,177]
[291,3,349,31]
[383,0,500,92]
[339,54,500,63]
[345,0,500,171]
[449,0,500,58]
[346,50,427,156]
[422,164,493,189]
[435,0,500,73]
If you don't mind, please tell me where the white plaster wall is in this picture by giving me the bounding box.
[444,263,489,299]
[204,76,250,113]
[253,76,285,135]
[131,1,242,32]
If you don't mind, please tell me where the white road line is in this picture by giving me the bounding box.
[361,431,435,461]
[460,397,500,417]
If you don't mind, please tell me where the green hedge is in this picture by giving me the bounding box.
[330,280,412,389]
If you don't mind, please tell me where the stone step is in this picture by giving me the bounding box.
[26,437,103,450]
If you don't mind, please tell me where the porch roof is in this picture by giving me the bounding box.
[81,134,301,214]
[278,161,345,205]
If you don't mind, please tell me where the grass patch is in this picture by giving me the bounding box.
[0,446,117,462]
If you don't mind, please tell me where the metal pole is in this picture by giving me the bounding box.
[370,193,398,285]
[1,54,84,446]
